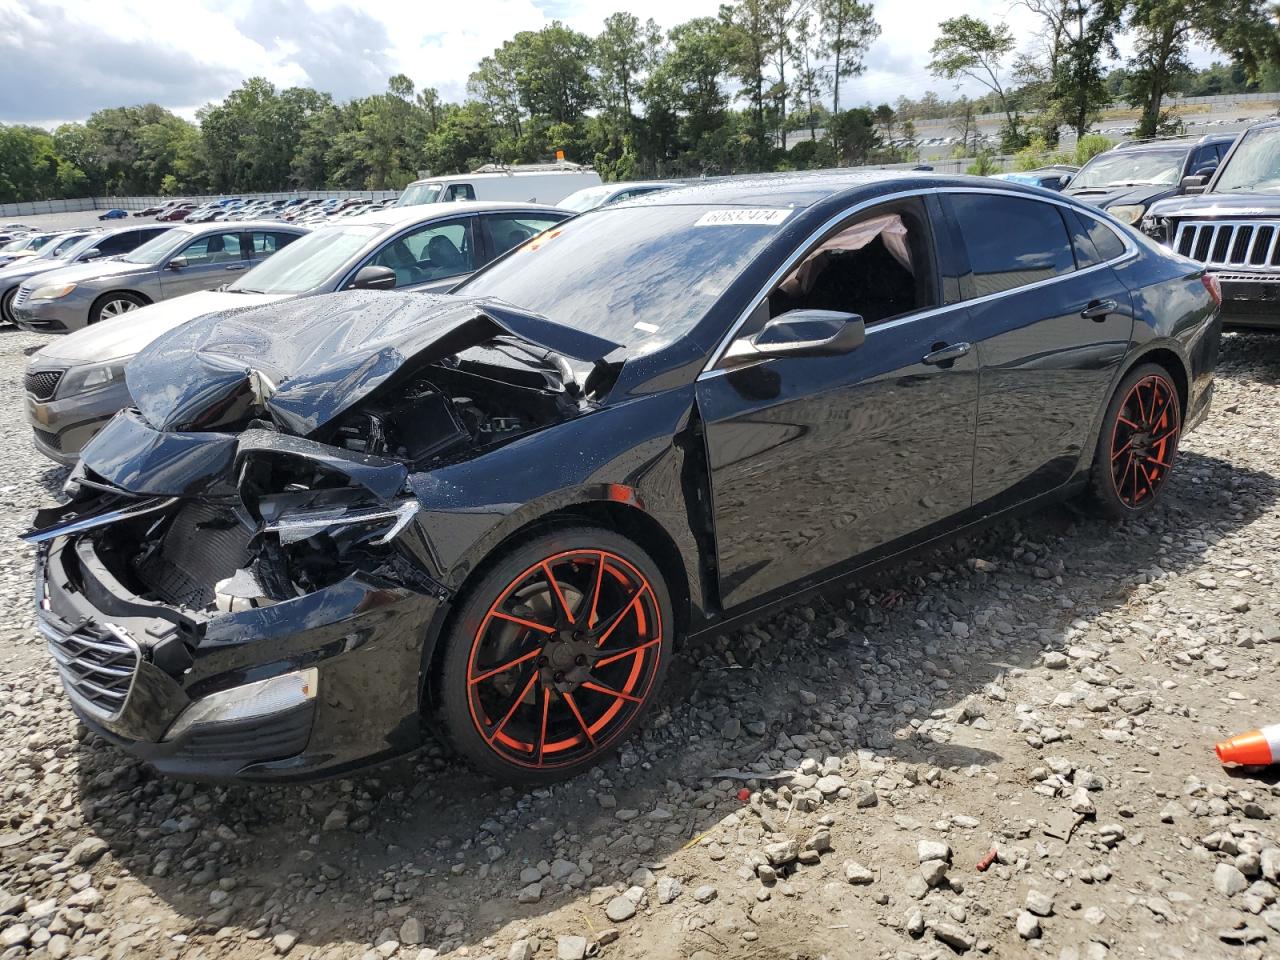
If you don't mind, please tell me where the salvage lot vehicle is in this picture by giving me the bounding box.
[397,163,601,208]
[27,171,1220,784]
[11,222,307,332]
[559,180,684,211]
[0,231,71,268]
[1142,119,1280,331]
[1064,133,1236,225]
[23,202,570,464]
[1,225,171,325]
[990,165,1077,191]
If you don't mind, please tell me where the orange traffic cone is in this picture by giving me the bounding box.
[1215,724,1280,767]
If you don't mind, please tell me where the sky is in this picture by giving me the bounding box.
[0,0,1220,128]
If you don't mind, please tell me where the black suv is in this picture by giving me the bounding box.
[1064,134,1237,227]
[1143,119,1280,331]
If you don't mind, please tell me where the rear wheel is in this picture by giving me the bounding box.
[89,292,145,325]
[1087,363,1181,518]
[438,527,673,784]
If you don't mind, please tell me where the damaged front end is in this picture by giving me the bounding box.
[26,291,622,781]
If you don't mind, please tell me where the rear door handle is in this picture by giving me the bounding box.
[922,341,972,366]
[224,263,248,272]
[1080,299,1117,320]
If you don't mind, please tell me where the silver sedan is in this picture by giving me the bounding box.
[11,221,309,333]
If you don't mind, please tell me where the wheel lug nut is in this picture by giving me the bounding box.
[575,655,587,666]
[538,657,549,667]
[554,671,565,682]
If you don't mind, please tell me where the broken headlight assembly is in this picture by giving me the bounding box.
[163,667,318,741]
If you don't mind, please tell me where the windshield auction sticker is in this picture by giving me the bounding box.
[694,208,792,227]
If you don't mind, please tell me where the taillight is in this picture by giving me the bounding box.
[1201,273,1222,306]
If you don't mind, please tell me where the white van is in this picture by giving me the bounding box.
[396,163,601,208]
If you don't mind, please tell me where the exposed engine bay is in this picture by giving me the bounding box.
[28,293,624,625]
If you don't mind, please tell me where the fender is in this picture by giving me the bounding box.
[403,385,709,609]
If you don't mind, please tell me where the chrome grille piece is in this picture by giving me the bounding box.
[13,284,31,308]
[24,369,63,401]
[41,620,138,720]
[1175,220,1280,270]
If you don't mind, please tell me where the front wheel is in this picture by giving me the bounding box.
[1086,363,1182,518]
[89,292,145,325]
[438,527,673,784]
[0,286,15,325]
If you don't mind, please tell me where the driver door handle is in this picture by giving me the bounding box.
[922,341,972,366]
[224,264,248,271]
[1081,298,1117,321]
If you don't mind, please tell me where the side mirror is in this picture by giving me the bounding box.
[167,256,188,270]
[1179,175,1208,195]
[81,248,101,260]
[348,264,398,291]
[1058,175,1072,189]
[724,309,866,364]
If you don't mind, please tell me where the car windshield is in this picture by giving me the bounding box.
[123,228,194,264]
[0,237,28,253]
[1072,148,1186,189]
[228,225,380,294]
[456,204,784,353]
[559,186,614,212]
[1214,126,1280,193]
[396,183,442,207]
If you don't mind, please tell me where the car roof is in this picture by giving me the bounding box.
[1108,134,1235,153]
[334,200,568,228]
[176,220,310,234]
[613,169,995,210]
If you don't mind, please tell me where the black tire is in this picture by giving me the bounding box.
[1086,363,1182,518]
[437,526,673,785]
[0,286,15,325]
[89,292,146,325]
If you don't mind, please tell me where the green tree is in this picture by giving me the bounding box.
[816,0,880,117]
[1125,0,1280,137]
[928,16,1025,149]
[722,0,780,160]
[790,11,828,142]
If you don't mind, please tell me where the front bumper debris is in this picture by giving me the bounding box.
[36,524,444,782]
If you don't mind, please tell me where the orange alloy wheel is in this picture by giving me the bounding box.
[1109,373,1181,509]
[464,549,664,770]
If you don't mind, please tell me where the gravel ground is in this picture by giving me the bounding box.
[3,327,1280,960]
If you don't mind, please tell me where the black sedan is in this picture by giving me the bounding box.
[27,171,1220,784]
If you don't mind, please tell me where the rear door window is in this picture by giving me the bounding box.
[178,232,244,265]
[946,194,1076,297]
[249,231,301,258]
[444,183,476,201]
[480,214,566,260]
[95,232,138,256]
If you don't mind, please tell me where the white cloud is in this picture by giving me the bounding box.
[0,0,1228,127]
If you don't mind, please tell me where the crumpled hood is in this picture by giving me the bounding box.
[1063,184,1169,211]
[37,289,289,363]
[126,289,622,437]
[1147,191,1280,220]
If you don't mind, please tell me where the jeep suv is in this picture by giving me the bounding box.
[1143,120,1280,331]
